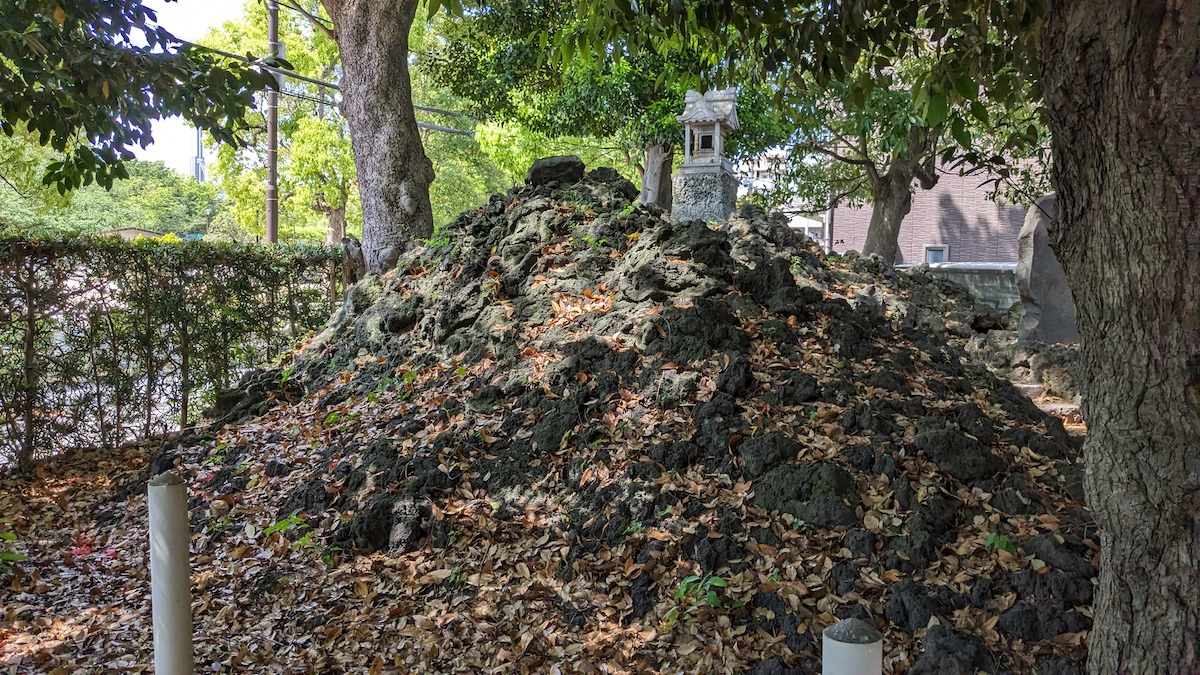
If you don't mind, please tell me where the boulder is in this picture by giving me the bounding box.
[1017,195,1079,344]
[527,155,585,187]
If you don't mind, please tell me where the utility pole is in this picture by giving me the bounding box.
[265,0,280,244]
[192,127,205,183]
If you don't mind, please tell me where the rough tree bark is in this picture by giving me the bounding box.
[320,0,434,274]
[1042,2,1199,672]
[325,205,346,245]
[860,165,917,264]
[859,132,938,264]
[641,143,674,210]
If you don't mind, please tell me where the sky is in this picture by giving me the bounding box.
[132,0,248,176]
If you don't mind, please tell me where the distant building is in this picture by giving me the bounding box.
[735,152,1028,264]
[831,171,1027,264]
[735,149,832,250]
[94,228,165,240]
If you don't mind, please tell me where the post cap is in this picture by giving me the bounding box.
[823,617,882,645]
[149,471,186,487]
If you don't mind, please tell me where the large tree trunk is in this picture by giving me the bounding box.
[326,205,346,245]
[1042,2,1200,673]
[641,143,674,210]
[321,0,434,274]
[860,165,915,264]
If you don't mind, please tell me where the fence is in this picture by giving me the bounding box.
[0,236,342,469]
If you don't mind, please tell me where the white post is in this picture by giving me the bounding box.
[148,472,194,674]
[684,126,692,163]
[822,617,882,675]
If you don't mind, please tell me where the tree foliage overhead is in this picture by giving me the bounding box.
[750,53,1049,217]
[201,1,509,243]
[0,0,276,193]
[422,0,791,171]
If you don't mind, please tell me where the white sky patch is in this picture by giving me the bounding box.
[132,0,248,176]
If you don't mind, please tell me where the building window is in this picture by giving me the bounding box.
[699,134,714,150]
[925,245,948,263]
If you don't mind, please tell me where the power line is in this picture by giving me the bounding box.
[183,40,467,120]
[274,89,475,136]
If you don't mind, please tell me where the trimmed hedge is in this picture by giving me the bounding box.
[0,236,342,469]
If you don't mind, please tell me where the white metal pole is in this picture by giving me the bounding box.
[148,472,194,674]
[822,617,882,675]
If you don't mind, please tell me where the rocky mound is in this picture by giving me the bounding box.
[1,166,1094,673]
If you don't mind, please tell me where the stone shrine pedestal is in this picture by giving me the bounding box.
[671,165,740,223]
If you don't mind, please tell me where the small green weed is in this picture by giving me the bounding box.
[662,573,729,631]
[0,519,25,574]
[264,511,317,551]
[984,532,1017,554]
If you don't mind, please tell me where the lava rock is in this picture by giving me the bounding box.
[1022,533,1097,578]
[912,421,1006,482]
[739,432,799,478]
[908,624,995,675]
[997,602,1091,641]
[527,155,585,187]
[754,462,860,528]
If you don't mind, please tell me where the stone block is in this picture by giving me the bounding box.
[671,169,739,223]
[1017,195,1079,344]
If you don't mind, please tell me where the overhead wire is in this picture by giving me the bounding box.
[179,41,472,128]
[275,88,474,136]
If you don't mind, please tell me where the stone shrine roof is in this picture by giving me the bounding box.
[676,88,740,129]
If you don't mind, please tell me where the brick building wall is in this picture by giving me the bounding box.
[831,171,1027,264]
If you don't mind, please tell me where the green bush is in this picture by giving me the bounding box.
[0,235,343,470]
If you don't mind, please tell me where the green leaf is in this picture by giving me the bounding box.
[705,576,727,588]
[969,100,989,124]
[952,75,979,101]
[706,590,720,607]
[925,90,949,127]
[951,117,972,148]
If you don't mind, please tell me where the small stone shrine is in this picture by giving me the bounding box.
[671,88,740,223]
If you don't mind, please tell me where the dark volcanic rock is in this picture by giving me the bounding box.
[750,591,815,656]
[739,432,799,478]
[912,420,1006,482]
[885,581,946,634]
[527,155,585,187]
[1022,533,1097,578]
[997,601,1092,641]
[754,462,860,528]
[908,624,995,675]
[745,657,802,675]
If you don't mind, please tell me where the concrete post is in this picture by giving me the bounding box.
[148,472,194,674]
[822,617,882,675]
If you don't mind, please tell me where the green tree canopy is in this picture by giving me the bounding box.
[202,0,509,243]
[0,0,274,192]
[0,159,223,237]
[421,0,791,207]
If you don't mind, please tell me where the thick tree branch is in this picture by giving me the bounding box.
[279,0,337,41]
[808,142,875,168]
[825,178,868,209]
